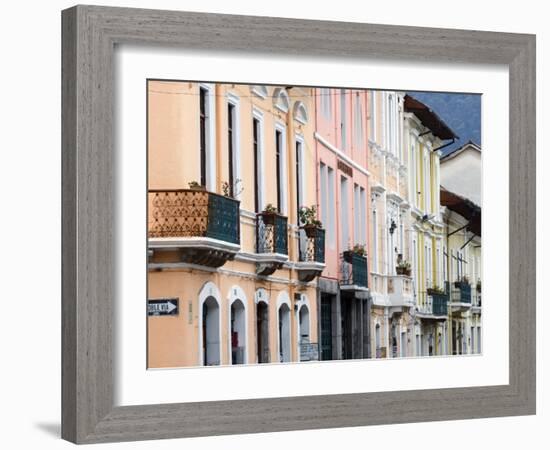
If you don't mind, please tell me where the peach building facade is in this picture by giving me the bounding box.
[147,82,324,367]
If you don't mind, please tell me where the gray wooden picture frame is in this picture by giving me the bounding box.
[61,5,536,444]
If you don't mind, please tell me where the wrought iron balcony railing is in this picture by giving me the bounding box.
[450,280,472,304]
[341,251,368,288]
[299,227,325,263]
[256,212,288,255]
[148,189,240,243]
[431,293,449,316]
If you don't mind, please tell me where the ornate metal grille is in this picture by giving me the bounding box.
[256,213,288,255]
[340,251,368,288]
[298,228,325,263]
[148,189,240,244]
[450,280,472,304]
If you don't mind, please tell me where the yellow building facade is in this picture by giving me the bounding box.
[147,82,324,367]
[404,95,455,356]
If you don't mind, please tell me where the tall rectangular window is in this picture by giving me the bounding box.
[353,186,366,246]
[359,187,366,246]
[199,87,208,186]
[340,176,349,250]
[253,117,260,213]
[354,93,364,148]
[320,88,332,119]
[227,103,235,197]
[295,140,304,224]
[388,94,394,155]
[369,91,376,140]
[275,129,282,212]
[327,166,335,248]
[320,163,328,230]
[372,209,378,272]
[340,90,347,150]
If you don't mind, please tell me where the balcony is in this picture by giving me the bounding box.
[387,275,414,308]
[449,280,472,312]
[296,227,326,282]
[340,251,369,290]
[472,290,482,314]
[431,293,449,316]
[255,212,288,276]
[148,189,240,267]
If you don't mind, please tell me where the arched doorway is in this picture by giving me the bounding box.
[256,301,269,363]
[202,296,220,366]
[230,299,246,365]
[298,305,310,344]
[278,304,291,363]
[375,323,381,358]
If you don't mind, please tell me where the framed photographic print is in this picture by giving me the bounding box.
[62,5,536,444]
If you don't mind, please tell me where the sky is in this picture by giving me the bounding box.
[407,92,481,155]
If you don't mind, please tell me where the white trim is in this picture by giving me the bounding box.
[275,122,288,215]
[276,291,292,363]
[295,294,312,360]
[272,87,290,113]
[197,281,222,366]
[314,132,371,177]
[226,92,242,200]
[254,288,270,305]
[227,285,249,365]
[148,237,240,253]
[250,85,268,99]
[198,83,216,192]
[252,108,265,211]
[295,134,306,218]
[293,101,308,124]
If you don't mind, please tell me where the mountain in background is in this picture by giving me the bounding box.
[407,92,481,155]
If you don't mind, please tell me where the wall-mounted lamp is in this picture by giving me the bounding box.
[389,220,397,235]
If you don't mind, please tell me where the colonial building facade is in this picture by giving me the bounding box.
[146,83,481,367]
[315,88,371,361]
[367,90,414,359]
[147,82,325,367]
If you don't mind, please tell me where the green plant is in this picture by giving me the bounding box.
[221,178,243,197]
[427,285,445,295]
[188,180,202,189]
[476,279,481,291]
[263,203,277,214]
[397,260,411,270]
[352,244,366,256]
[298,205,322,227]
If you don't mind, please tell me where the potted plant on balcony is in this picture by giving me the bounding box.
[187,180,206,191]
[454,275,470,287]
[396,260,411,276]
[476,279,481,292]
[343,244,367,263]
[298,205,323,238]
[221,178,243,198]
[427,285,445,296]
[259,203,278,225]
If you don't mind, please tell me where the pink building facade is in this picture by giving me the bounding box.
[314,88,371,360]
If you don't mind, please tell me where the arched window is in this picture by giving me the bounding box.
[278,304,291,363]
[250,85,269,99]
[198,282,221,366]
[273,88,290,113]
[298,305,310,344]
[293,101,308,124]
[228,286,248,365]
[202,297,220,366]
[255,289,270,363]
[277,291,292,363]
